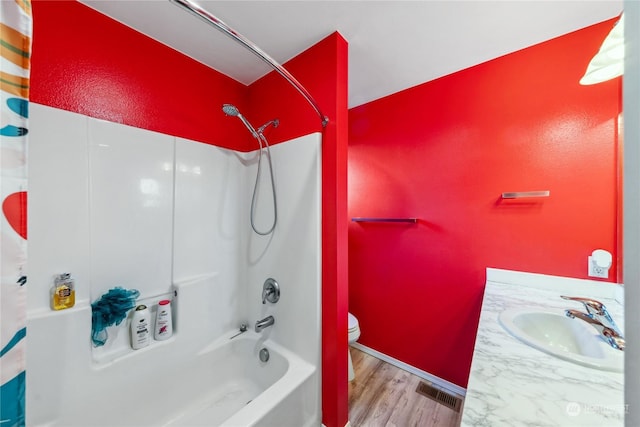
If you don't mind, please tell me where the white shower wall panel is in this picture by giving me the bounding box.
[173,138,245,334]
[27,104,91,311]
[88,118,174,303]
[241,133,322,366]
[27,104,175,318]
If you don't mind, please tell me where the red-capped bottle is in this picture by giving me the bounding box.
[154,299,173,340]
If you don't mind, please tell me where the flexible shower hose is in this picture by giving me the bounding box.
[250,132,277,235]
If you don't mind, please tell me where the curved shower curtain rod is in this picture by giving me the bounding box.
[170,0,330,128]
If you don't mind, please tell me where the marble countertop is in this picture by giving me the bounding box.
[461,268,625,427]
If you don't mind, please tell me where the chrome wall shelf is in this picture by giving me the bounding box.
[351,218,418,223]
[501,191,550,199]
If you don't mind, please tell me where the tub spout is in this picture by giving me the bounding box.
[255,315,275,333]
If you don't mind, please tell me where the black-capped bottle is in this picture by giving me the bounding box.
[131,305,150,349]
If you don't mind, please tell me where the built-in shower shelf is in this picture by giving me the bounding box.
[351,217,418,223]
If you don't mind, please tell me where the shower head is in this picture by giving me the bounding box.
[222,104,239,116]
[222,104,258,138]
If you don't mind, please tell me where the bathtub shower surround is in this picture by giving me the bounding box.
[26,103,321,426]
[461,268,624,426]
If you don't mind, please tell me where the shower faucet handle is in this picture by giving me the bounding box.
[262,278,280,304]
[262,288,272,304]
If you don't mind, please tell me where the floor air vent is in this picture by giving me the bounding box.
[415,382,462,412]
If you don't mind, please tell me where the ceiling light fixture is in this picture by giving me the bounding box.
[580,13,624,85]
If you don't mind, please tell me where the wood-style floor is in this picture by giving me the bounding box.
[348,347,463,427]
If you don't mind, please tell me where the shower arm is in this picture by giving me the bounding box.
[170,0,330,129]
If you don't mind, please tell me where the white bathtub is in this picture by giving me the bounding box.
[27,305,319,427]
[163,332,318,427]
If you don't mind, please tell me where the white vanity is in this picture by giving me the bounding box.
[461,268,625,426]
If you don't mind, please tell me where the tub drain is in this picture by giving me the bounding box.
[259,348,270,362]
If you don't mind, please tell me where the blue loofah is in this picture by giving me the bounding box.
[91,287,140,347]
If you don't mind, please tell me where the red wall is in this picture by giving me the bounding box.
[30,0,253,151]
[30,2,350,426]
[348,18,621,388]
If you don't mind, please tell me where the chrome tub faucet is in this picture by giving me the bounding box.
[255,315,275,333]
[561,296,625,350]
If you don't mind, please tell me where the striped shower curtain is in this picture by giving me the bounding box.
[1,0,31,426]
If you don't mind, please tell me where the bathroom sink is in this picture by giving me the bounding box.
[498,308,623,372]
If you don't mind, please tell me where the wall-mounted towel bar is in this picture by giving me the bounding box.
[501,191,550,199]
[351,217,418,223]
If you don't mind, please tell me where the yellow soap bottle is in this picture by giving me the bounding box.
[51,273,75,310]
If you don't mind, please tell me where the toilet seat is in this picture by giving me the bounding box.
[348,312,361,343]
[348,312,359,332]
[347,312,360,382]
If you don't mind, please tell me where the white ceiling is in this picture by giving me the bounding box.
[80,1,622,108]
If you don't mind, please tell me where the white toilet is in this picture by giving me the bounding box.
[348,312,361,381]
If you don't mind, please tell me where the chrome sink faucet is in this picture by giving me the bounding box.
[255,315,275,333]
[561,296,625,351]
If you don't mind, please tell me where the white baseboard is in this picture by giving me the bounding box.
[350,343,466,397]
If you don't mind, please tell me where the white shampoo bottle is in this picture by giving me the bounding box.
[131,304,150,350]
[154,299,173,340]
